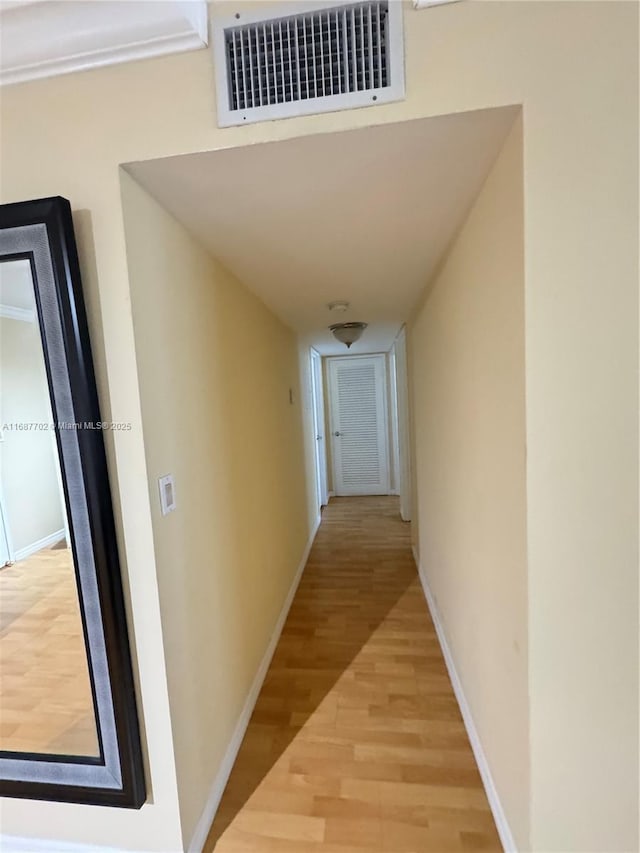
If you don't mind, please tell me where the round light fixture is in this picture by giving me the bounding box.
[329,322,368,349]
[327,300,350,313]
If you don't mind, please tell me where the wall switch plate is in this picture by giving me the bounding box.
[158,474,176,515]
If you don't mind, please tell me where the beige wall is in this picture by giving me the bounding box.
[411,115,529,848]
[0,2,637,850]
[0,317,64,554]
[121,173,310,847]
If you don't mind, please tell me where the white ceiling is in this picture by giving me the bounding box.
[126,106,517,355]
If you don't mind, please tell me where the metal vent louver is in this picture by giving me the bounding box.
[213,1,405,127]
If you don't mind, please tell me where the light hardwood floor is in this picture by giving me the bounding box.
[0,545,99,756]
[205,496,500,852]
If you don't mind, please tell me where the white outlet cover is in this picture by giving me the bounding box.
[158,474,177,515]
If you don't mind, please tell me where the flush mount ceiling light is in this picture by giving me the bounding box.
[329,322,368,349]
[328,301,350,313]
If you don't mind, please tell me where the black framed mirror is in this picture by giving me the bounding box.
[0,197,145,807]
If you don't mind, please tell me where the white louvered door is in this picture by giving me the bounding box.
[327,355,390,496]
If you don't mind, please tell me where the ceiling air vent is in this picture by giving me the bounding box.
[213,1,405,127]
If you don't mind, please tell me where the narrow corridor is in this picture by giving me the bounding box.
[205,497,500,852]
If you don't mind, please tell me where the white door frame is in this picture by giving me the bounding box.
[388,348,401,496]
[51,429,71,547]
[327,353,391,497]
[394,327,412,521]
[309,347,329,509]
[0,479,14,567]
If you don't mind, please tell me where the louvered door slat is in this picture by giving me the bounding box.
[328,355,390,496]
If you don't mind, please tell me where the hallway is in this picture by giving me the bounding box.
[205,497,500,852]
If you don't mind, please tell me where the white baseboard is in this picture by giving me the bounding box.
[187,515,322,853]
[411,546,517,853]
[0,838,125,853]
[14,529,66,562]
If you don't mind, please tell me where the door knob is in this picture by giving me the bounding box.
[333,431,342,437]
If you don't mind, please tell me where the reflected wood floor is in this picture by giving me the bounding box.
[205,496,500,852]
[0,546,99,756]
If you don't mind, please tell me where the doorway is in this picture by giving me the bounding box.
[392,327,412,522]
[310,347,328,511]
[326,354,391,497]
[0,482,12,568]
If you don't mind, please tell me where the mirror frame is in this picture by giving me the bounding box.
[0,197,145,808]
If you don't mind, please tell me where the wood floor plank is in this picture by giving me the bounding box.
[0,545,99,756]
[205,496,500,852]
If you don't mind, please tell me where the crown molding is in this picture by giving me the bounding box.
[413,0,462,7]
[0,304,35,322]
[0,0,208,87]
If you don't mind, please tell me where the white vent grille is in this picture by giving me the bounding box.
[213,1,405,127]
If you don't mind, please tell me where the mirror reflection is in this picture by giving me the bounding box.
[0,258,99,758]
